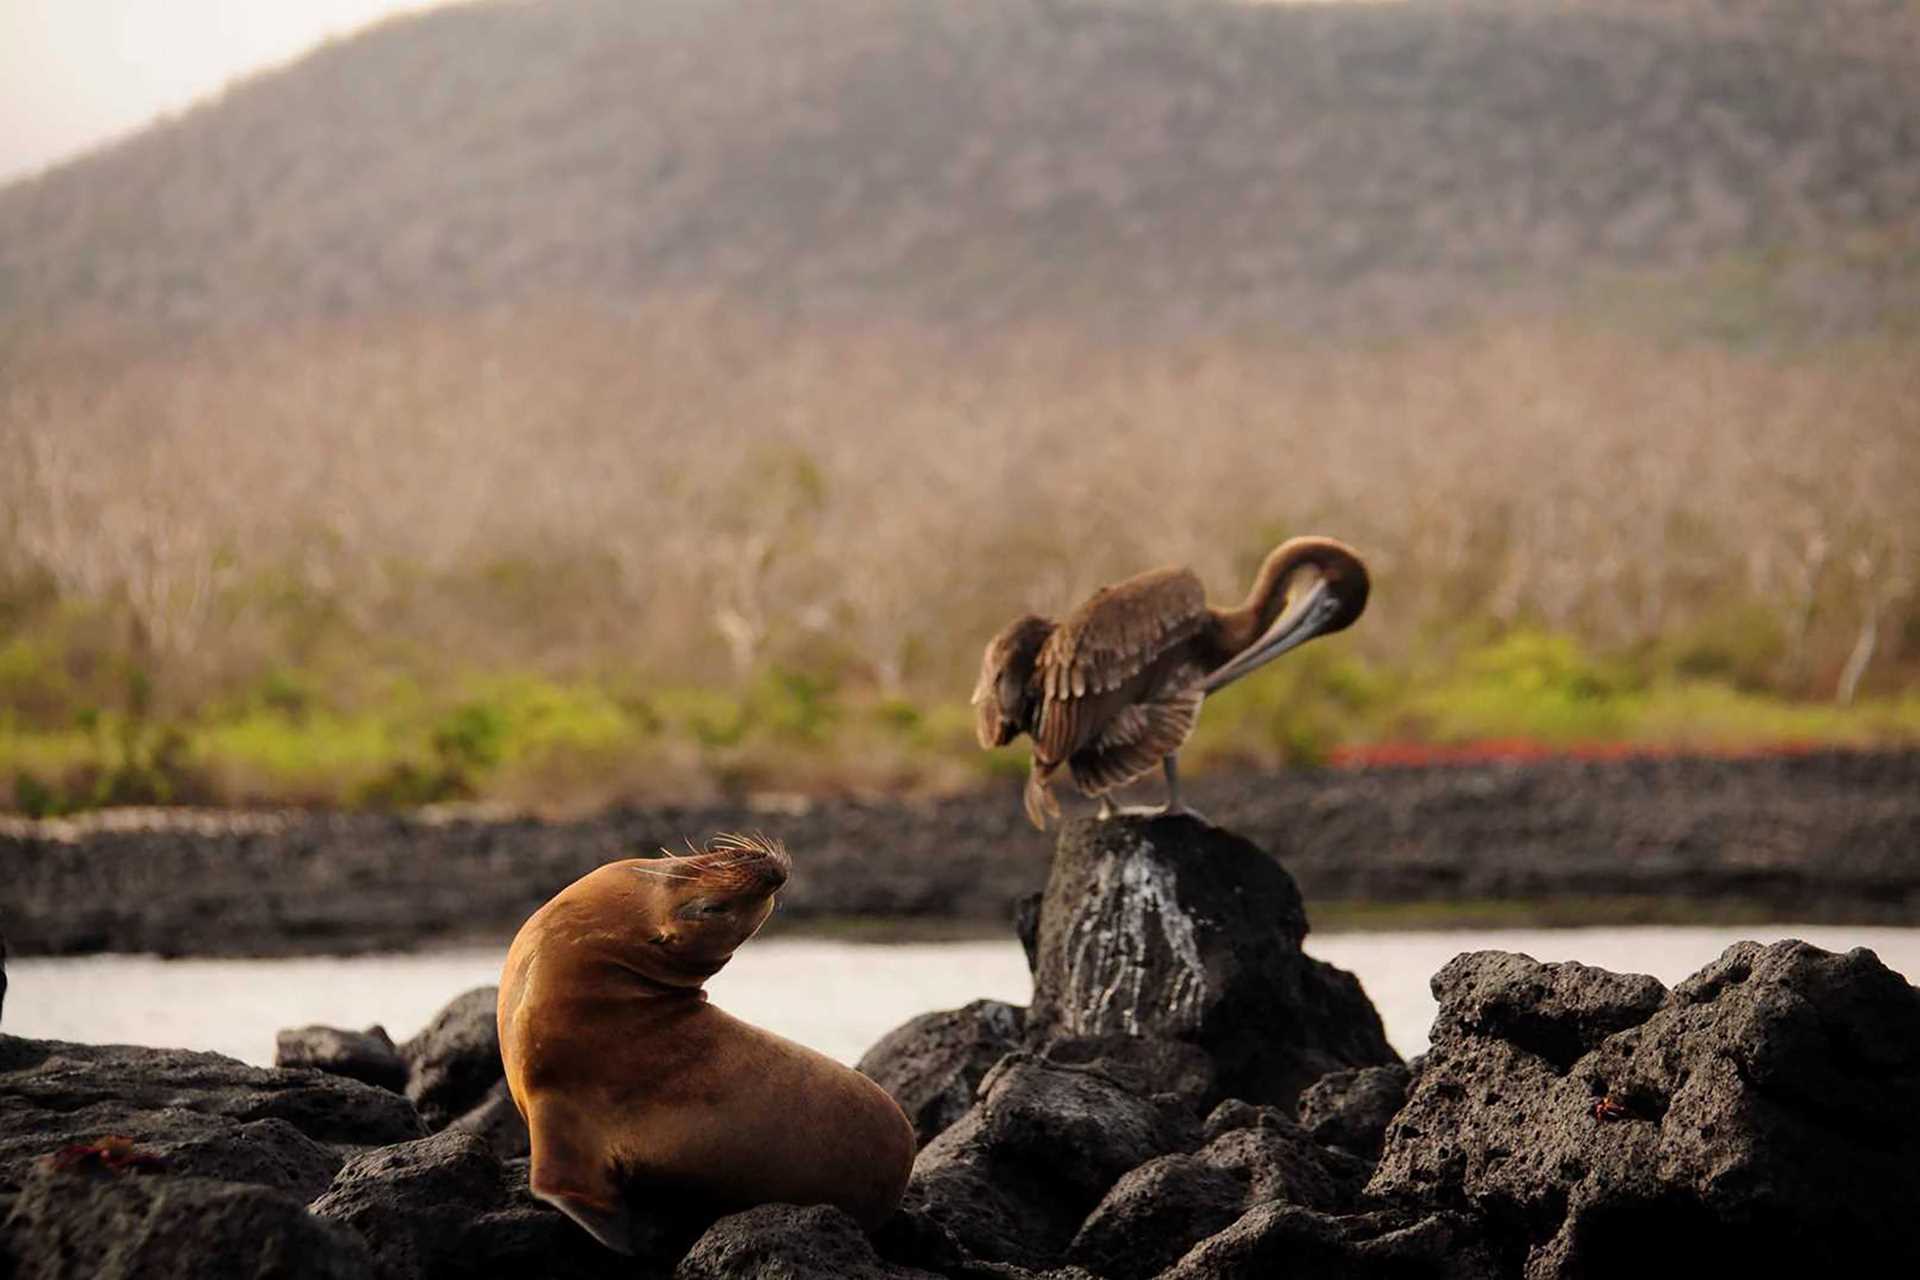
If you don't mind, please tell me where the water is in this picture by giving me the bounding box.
[7,925,1917,1067]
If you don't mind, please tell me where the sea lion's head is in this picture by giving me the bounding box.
[626,832,792,987]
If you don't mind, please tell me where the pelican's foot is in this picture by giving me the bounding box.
[1096,796,1116,819]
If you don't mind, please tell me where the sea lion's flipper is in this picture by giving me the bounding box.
[526,1101,633,1255]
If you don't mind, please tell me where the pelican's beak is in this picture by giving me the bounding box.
[1199,576,1336,694]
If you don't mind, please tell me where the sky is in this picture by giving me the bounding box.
[0,0,462,182]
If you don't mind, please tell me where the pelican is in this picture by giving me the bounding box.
[973,536,1369,828]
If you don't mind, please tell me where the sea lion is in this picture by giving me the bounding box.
[498,833,916,1253]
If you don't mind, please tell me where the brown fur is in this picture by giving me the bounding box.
[497,836,916,1252]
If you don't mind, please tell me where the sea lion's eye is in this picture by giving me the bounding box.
[698,902,732,917]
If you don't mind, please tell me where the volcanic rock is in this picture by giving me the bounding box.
[3,1162,378,1280]
[1067,1108,1371,1280]
[1159,1204,1500,1280]
[901,1054,1195,1265]
[1370,941,1920,1278]
[677,1203,942,1280]
[309,1131,678,1280]
[277,1025,409,1093]
[401,988,503,1130]
[1027,815,1397,1109]
[857,999,1025,1147]
[1297,1063,1412,1160]
[0,1036,425,1195]
[445,1079,531,1160]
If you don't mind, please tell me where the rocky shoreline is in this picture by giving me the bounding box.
[5,749,1918,957]
[3,814,1917,1278]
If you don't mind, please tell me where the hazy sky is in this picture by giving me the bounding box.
[0,0,462,182]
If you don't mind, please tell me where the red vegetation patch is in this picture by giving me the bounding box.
[45,1136,170,1176]
[1327,739,1830,769]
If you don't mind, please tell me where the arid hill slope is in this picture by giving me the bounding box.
[2,0,1916,343]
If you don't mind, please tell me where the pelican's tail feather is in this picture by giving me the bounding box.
[1024,763,1061,831]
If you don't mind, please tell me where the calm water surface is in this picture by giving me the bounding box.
[8,925,1917,1066]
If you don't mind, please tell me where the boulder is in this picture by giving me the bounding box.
[0,1037,424,1194]
[1159,1204,1499,1280]
[1297,1063,1411,1160]
[445,1079,530,1160]
[1370,942,1920,1278]
[277,1026,409,1093]
[1027,816,1397,1110]
[857,1000,1025,1147]
[401,988,503,1130]
[1067,1109,1371,1280]
[310,1133,677,1280]
[901,1055,1194,1265]
[308,1132,503,1280]
[3,1162,377,1280]
[1037,1035,1220,1113]
[677,1204,943,1280]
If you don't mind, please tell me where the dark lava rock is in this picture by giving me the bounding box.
[1028,815,1398,1110]
[309,1132,502,1280]
[677,1203,942,1280]
[402,988,503,1130]
[0,1037,425,1193]
[464,1156,686,1280]
[311,1132,676,1280]
[445,1079,530,1160]
[1371,941,1920,1278]
[277,1025,409,1093]
[1037,1034,1220,1113]
[1160,1204,1499,1280]
[1298,1063,1412,1160]
[3,1162,377,1280]
[901,1054,1194,1265]
[1427,951,1667,1072]
[858,999,1025,1147]
[1068,1110,1371,1280]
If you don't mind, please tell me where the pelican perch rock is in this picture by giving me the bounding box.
[973,536,1369,828]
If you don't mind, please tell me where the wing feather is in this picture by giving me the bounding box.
[1067,689,1203,797]
[1030,566,1206,761]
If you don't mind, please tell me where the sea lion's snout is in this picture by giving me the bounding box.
[629,832,790,982]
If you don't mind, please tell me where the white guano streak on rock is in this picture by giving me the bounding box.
[1065,834,1208,1036]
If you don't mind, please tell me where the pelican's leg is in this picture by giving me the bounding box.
[1097,795,1116,819]
[1158,754,1211,825]
[1162,754,1187,815]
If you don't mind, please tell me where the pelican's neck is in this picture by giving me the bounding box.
[1219,541,1311,653]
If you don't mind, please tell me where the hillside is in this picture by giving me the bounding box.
[2,0,1917,344]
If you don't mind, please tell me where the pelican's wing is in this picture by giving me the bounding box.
[1067,689,1204,797]
[1032,567,1206,763]
[973,615,1055,748]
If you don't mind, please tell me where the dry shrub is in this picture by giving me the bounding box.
[1,295,1915,719]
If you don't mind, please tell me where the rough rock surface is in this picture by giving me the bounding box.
[1027,815,1397,1109]
[277,1024,409,1092]
[858,1000,1025,1147]
[1371,942,1920,1277]
[401,987,504,1130]
[0,1037,425,1194]
[4,1163,378,1280]
[1067,1105,1371,1280]
[310,1130,687,1280]
[901,1055,1196,1265]
[1297,1063,1412,1160]
[678,1204,943,1280]
[1159,1204,1499,1280]
[10,750,1918,960]
[445,1078,531,1160]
